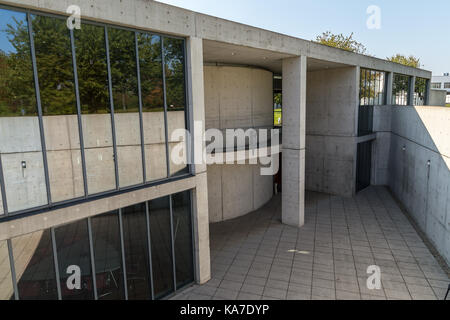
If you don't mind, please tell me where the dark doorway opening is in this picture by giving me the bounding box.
[356,140,373,192]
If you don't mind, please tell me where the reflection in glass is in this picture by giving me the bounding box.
[91,211,125,300]
[122,203,151,299]
[392,74,410,106]
[163,37,188,177]
[0,8,48,212]
[32,14,84,202]
[0,240,14,300]
[55,219,94,300]
[172,191,194,288]
[12,229,58,300]
[138,33,168,181]
[149,196,173,298]
[74,24,116,194]
[108,27,143,188]
[414,77,427,106]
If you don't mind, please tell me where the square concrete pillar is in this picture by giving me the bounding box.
[282,56,306,228]
[408,76,416,106]
[386,72,393,105]
[186,37,207,175]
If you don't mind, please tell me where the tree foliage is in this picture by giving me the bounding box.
[387,54,421,68]
[315,31,367,54]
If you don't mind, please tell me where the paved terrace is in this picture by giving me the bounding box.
[172,186,449,300]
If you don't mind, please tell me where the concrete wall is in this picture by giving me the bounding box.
[0,111,186,212]
[204,65,274,222]
[305,67,358,196]
[429,89,447,107]
[373,105,450,264]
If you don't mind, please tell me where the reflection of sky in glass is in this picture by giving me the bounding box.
[0,8,27,54]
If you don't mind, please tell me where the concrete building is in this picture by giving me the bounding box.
[431,73,450,104]
[0,0,448,300]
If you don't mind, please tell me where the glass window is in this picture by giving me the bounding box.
[414,78,428,106]
[54,219,94,300]
[0,8,48,212]
[431,82,441,89]
[11,229,58,300]
[171,191,194,288]
[392,74,410,106]
[163,37,189,177]
[74,24,116,195]
[0,240,14,300]
[148,196,174,298]
[108,27,143,188]
[138,33,168,182]
[122,203,152,299]
[444,82,450,89]
[359,68,386,106]
[32,14,84,203]
[90,210,125,300]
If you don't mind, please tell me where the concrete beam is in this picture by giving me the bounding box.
[282,56,306,228]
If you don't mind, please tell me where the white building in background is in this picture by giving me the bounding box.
[431,73,450,103]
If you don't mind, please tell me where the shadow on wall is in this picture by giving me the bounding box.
[374,105,450,266]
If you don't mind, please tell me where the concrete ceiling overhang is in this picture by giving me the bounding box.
[203,40,353,74]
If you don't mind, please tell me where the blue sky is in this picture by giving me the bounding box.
[159,0,449,75]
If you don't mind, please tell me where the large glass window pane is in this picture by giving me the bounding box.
[91,211,125,300]
[148,196,173,298]
[74,24,116,195]
[392,74,410,106]
[163,37,188,177]
[414,77,427,106]
[55,219,94,300]
[122,203,151,299]
[31,14,84,203]
[0,240,14,300]
[172,191,194,288]
[138,33,168,182]
[108,28,143,188]
[0,9,48,212]
[11,229,58,300]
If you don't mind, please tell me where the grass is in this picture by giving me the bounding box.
[446,104,450,108]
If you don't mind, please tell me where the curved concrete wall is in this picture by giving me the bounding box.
[204,65,274,223]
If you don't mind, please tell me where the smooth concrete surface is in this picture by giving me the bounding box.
[373,105,450,265]
[282,56,306,228]
[305,67,358,197]
[207,164,273,223]
[204,65,273,130]
[429,89,447,107]
[172,187,448,300]
[2,0,431,79]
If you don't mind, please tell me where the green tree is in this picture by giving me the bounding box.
[315,31,367,54]
[387,54,420,68]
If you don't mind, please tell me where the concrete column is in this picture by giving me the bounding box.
[281,56,306,228]
[186,37,207,175]
[408,76,416,106]
[386,72,393,105]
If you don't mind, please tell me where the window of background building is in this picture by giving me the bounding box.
[431,82,441,89]
[108,27,143,188]
[74,23,116,195]
[138,33,168,182]
[32,14,85,203]
[414,77,428,106]
[444,82,450,89]
[0,8,48,213]
[12,229,58,300]
[164,38,189,177]
[392,74,410,105]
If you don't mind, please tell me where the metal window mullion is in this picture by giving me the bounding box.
[135,32,147,183]
[145,201,155,300]
[27,12,52,206]
[161,37,171,178]
[87,218,98,300]
[51,228,62,300]
[105,27,120,189]
[7,239,19,300]
[169,195,177,291]
[0,155,8,215]
[70,28,89,197]
[118,209,128,300]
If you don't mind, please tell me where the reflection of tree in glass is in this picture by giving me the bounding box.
[163,38,185,111]
[0,14,37,116]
